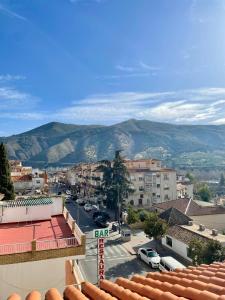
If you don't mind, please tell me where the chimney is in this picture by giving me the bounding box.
[212,229,218,236]
[199,224,205,231]
[188,220,193,226]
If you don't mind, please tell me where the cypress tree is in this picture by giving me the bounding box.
[0,143,15,200]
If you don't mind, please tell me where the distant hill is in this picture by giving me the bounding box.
[1,119,225,168]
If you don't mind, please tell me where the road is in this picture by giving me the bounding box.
[66,201,154,284]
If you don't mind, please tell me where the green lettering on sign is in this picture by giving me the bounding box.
[93,228,109,238]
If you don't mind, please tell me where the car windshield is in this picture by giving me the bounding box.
[147,251,158,257]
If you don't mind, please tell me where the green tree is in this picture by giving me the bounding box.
[203,240,225,264]
[138,210,149,222]
[127,206,138,224]
[96,150,132,219]
[0,143,15,200]
[186,172,195,183]
[197,183,211,202]
[188,239,225,265]
[188,239,205,266]
[144,212,168,240]
[219,173,225,187]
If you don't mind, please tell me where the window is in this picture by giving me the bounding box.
[157,195,160,198]
[187,247,191,258]
[164,174,169,180]
[140,194,144,198]
[36,180,41,184]
[152,193,156,196]
[139,177,144,181]
[157,184,160,188]
[139,186,144,191]
[164,186,169,190]
[164,194,169,200]
[166,236,172,247]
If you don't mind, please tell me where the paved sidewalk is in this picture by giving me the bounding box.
[122,230,153,255]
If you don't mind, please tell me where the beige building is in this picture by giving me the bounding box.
[67,159,176,207]
[126,160,177,206]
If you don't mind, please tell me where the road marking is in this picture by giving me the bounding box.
[83,255,133,262]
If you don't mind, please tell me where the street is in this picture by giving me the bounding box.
[65,201,153,284]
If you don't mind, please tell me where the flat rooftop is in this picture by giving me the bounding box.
[181,223,225,243]
[0,215,76,255]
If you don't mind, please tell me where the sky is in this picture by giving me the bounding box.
[0,0,225,136]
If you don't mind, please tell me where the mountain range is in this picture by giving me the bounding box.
[1,119,225,168]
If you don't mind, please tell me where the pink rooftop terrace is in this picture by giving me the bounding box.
[0,215,77,255]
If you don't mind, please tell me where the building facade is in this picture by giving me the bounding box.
[66,159,177,207]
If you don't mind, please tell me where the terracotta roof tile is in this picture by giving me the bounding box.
[7,294,21,300]
[46,288,63,300]
[25,291,41,300]
[3,261,225,299]
[63,286,88,300]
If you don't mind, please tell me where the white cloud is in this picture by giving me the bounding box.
[0,4,26,21]
[0,74,26,81]
[55,87,225,125]
[139,61,161,71]
[115,65,135,72]
[0,86,39,110]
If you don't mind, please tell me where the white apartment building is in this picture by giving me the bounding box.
[126,162,177,206]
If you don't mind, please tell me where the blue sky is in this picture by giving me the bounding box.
[0,0,225,136]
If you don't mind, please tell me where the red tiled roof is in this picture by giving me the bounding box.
[0,215,74,255]
[6,261,225,300]
[11,174,32,182]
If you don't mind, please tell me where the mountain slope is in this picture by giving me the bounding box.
[1,119,225,168]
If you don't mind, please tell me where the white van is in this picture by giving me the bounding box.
[159,256,185,272]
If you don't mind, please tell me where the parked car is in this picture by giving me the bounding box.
[138,248,160,268]
[94,216,109,228]
[92,204,99,211]
[93,211,110,221]
[77,198,86,205]
[84,203,92,212]
[66,190,71,195]
[159,256,186,271]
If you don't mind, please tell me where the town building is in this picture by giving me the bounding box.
[125,159,177,206]
[176,174,194,199]
[154,198,225,232]
[66,159,177,207]
[0,196,85,299]
[4,261,225,300]
[10,160,48,194]
[159,207,225,262]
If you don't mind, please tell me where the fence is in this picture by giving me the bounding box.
[0,237,78,255]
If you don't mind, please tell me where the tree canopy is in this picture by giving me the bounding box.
[144,212,168,240]
[96,150,132,218]
[0,143,15,200]
[196,183,211,202]
[188,238,225,265]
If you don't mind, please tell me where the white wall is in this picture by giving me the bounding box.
[162,235,192,262]
[13,181,33,192]
[51,197,63,216]
[0,204,52,223]
[0,258,66,299]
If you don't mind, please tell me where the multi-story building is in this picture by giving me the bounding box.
[125,160,177,206]
[10,160,48,193]
[0,196,85,299]
[176,174,193,199]
[67,159,176,207]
